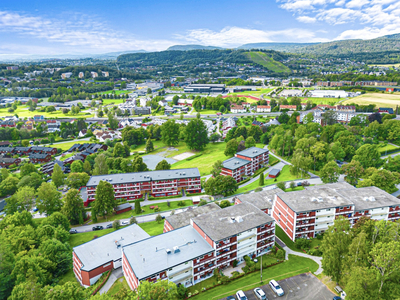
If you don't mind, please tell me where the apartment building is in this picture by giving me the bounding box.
[221,147,269,182]
[73,224,150,287]
[85,168,201,206]
[280,105,296,111]
[234,188,284,215]
[336,105,356,113]
[222,117,236,138]
[122,202,275,289]
[184,84,226,93]
[272,182,400,241]
[256,105,271,113]
[231,105,246,113]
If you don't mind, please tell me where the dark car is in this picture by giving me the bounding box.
[92,225,104,231]
[106,223,113,229]
[69,229,78,234]
[226,296,236,300]
[333,297,342,300]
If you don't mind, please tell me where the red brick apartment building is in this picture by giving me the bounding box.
[122,202,275,289]
[85,168,201,206]
[73,224,150,287]
[272,183,400,241]
[221,147,269,182]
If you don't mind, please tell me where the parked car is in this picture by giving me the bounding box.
[69,229,78,234]
[297,182,302,187]
[121,221,129,225]
[92,225,104,231]
[32,207,38,212]
[226,296,236,300]
[333,297,342,300]
[236,290,248,300]
[106,223,113,229]
[269,280,284,296]
[253,287,267,300]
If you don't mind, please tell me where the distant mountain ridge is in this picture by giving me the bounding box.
[237,42,319,51]
[167,45,223,51]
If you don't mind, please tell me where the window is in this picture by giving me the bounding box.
[278,212,281,216]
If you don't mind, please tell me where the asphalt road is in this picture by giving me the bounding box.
[221,273,335,300]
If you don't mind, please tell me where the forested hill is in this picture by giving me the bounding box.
[295,34,400,56]
[167,45,223,51]
[117,49,290,72]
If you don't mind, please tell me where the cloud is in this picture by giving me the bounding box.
[175,26,328,47]
[297,16,317,23]
[345,0,369,8]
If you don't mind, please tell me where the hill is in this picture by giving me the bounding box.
[238,42,318,51]
[167,45,223,51]
[117,49,290,73]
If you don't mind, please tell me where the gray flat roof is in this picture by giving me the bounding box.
[236,188,283,210]
[73,224,149,271]
[122,226,214,280]
[269,169,280,176]
[305,182,355,191]
[277,188,354,212]
[86,168,200,187]
[115,203,131,211]
[165,203,221,229]
[236,147,268,158]
[222,157,249,170]
[191,202,274,241]
[338,186,400,211]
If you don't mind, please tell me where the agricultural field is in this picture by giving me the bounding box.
[245,51,291,73]
[342,92,400,109]
[369,63,400,68]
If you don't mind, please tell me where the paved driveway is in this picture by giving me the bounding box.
[222,273,335,300]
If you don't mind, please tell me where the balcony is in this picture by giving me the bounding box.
[296,214,315,220]
[194,256,215,266]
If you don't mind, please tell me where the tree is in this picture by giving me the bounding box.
[204,175,237,196]
[155,159,171,170]
[303,112,314,124]
[15,186,36,211]
[219,200,231,208]
[320,161,341,184]
[290,181,296,190]
[62,189,85,225]
[83,160,92,175]
[184,119,209,151]
[342,160,364,185]
[330,142,345,161]
[245,136,256,148]
[36,182,62,216]
[321,216,352,283]
[1,176,19,197]
[155,214,163,223]
[20,163,37,177]
[209,133,220,143]
[259,173,264,186]
[107,113,119,130]
[276,181,286,191]
[52,163,64,188]
[322,110,338,125]
[290,150,312,178]
[132,155,148,172]
[93,153,108,175]
[70,160,83,173]
[278,112,290,124]
[66,172,90,189]
[353,144,382,169]
[42,281,86,300]
[161,120,180,146]
[17,173,43,190]
[1,168,9,181]
[145,139,154,153]
[112,220,120,230]
[130,216,137,224]
[224,139,238,157]
[93,181,116,217]
[135,199,141,214]
[133,279,178,300]
[198,199,207,206]
[211,160,223,178]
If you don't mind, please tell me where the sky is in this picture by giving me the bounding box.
[1,0,400,57]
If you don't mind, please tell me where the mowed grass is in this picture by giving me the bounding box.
[99,90,130,95]
[54,140,89,151]
[246,51,291,73]
[190,255,319,300]
[293,97,339,105]
[138,220,165,236]
[102,99,125,105]
[236,165,299,194]
[229,88,274,97]
[108,277,130,296]
[172,142,227,176]
[69,228,115,248]
[0,105,94,118]
[342,92,400,109]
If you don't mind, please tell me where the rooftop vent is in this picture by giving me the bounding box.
[363,196,369,201]
[236,216,243,223]
[311,197,318,202]
[369,196,376,202]
[166,248,172,254]
[229,217,235,223]
[173,246,180,253]
[317,197,324,203]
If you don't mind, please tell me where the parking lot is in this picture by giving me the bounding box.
[222,273,335,300]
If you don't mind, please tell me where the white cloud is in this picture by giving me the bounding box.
[297,16,317,23]
[346,0,369,8]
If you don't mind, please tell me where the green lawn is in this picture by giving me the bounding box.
[198,109,220,115]
[229,88,274,97]
[102,99,125,105]
[93,200,193,223]
[69,228,115,248]
[246,52,291,73]
[54,141,89,151]
[191,255,318,299]
[378,143,399,154]
[0,105,95,118]
[108,277,130,296]
[138,220,165,236]
[275,224,295,249]
[58,269,76,285]
[293,97,339,106]
[236,165,299,194]
[100,90,130,95]
[60,152,75,161]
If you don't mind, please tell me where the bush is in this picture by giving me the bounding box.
[198,199,207,206]
[309,248,322,256]
[254,187,262,192]
[177,200,186,207]
[112,220,120,230]
[129,217,137,224]
[276,249,285,260]
[316,233,324,240]
[295,238,311,250]
[232,259,238,267]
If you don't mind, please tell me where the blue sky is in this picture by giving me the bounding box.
[1,0,400,56]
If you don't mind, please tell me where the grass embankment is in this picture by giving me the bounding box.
[190,255,318,300]
[342,92,400,109]
[275,225,322,254]
[108,278,130,296]
[246,51,291,73]
[236,165,300,194]
[93,200,193,223]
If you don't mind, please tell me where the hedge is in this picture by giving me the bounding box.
[252,167,267,178]
[186,153,203,161]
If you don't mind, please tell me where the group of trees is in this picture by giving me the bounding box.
[203,175,238,196]
[322,216,400,299]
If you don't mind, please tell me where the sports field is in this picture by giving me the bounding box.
[229,88,274,97]
[342,93,400,109]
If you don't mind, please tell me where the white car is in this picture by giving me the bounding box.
[236,290,248,300]
[253,287,267,300]
[269,280,284,296]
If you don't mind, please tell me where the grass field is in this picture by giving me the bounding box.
[236,165,299,194]
[108,278,129,296]
[54,140,89,151]
[190,255,319,299]
[229,88,274,97]
[198,109,220,115]
[245,51,291,73]
[138,220,165,236]
[369,63,400,68]
[0,105,94,118]
[378,143,399,153]
[291,97,340,105]
[102,99,125,105]
[342,92,400,109]
[99,90,130,95]
[93,200,193,223]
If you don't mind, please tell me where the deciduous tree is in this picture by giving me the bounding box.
[66,172,90,189]
[52,163,65,188]
[224,139,238,157]
[62,188,85,225]
[184,119,209,151]
[342,160,364,186]
[320,161,341,184]
[155,159,171,170]
[93,153,108,175]
[70,160,83,173]
[161,119,180,146]
[93,181,116,217]
[36,182,62,216]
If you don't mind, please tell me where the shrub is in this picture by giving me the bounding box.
[129,217,137,224]
[295,238,311,250]
[112,220,120,230]
[221,276,230,285]
[232,259,238,267]
[254,187,262,192]
[177,200,186,207]
[316,233,324,240]
[276,249,285,260]
[93,235,98,239]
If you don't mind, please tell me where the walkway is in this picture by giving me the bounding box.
[99,267,123,295]
[276,237,323,275]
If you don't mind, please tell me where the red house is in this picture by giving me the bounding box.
[114,203,132,214]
